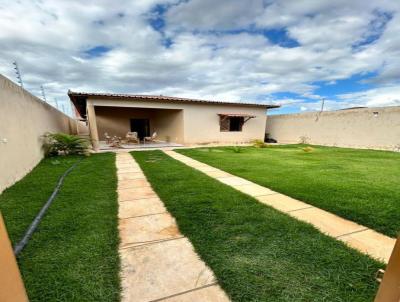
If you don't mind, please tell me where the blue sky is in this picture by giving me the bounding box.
[1,0,400,116]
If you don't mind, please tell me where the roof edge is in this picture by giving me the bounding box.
[68,91,280,109]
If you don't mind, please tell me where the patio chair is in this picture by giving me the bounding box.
[104,132,112,144]
[144,132,157,143]
[110,136,123,148]
[126,132,139,144]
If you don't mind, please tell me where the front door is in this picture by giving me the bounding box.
[130,119,150,141]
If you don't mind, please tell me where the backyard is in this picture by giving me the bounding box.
[177,144,400,238]
[132,150,382,301]
[0,145,396,301]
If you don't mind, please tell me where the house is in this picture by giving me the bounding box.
[68,91,279,150]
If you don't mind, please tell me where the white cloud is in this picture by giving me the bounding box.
[0,0,399,116]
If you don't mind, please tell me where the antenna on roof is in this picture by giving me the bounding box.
[55,98,59,109]
[13,61,24,88]
[40,85,47,102]
[320,98,325,113]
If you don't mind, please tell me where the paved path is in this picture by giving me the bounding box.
[164,150,395,264]
[116,152,230,302]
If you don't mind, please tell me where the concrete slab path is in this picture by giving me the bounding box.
[116,152,230,302]
[164,150,396,264]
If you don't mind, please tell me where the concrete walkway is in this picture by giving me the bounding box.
[116,152,230,302]
[164,150,396,264]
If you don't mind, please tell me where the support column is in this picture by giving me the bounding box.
[87,102,99,151]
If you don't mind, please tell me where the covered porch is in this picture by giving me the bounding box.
[87,105,184,151]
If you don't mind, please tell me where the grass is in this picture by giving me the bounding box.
[132,150,382,302]
[177,145,400,238]
[0,153,120,302]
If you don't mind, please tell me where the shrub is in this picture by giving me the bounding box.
[252,139,268,148]
[43,133,90,156]
[302,146,314,153]
[232,146,243,153]
[299,136,310,144]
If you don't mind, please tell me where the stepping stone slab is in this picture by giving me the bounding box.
[289,207,366,238]
[118,172,146,181]
[117,167,142,173]
[217,176,252,186]
[118,187,158,201]
[118,179,151,190]
[194,165,221,173]
[339,229,395,263]
[120,238,218,302]
[233,183,276,197]
[118,197,166,219]
[119,213,181,247]
[256,194,312,212]
[161,285,230,302]
[203,170,232,178]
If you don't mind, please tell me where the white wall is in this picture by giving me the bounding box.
[0,74,81,193]
[266,106,400,150]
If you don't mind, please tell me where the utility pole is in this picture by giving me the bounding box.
[13,61,24,88]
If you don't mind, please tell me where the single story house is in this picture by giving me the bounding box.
[68,91,279,150]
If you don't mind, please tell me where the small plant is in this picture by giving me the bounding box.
[43,132,90,156]
[252,139,268,148]
[299,136,310,144]
[302,146,314,153]
[232,146,243,153]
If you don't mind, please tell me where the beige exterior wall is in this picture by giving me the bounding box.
[266,106,400,150]
[90,98,267,145]
[0,75,84,193]
[95,106,184,143]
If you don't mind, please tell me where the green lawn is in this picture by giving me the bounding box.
[133,150,382,302]
[177,145,400,238]
[0,153,120,302]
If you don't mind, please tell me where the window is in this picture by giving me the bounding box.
[220,116,244,132]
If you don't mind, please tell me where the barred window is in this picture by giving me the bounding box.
[220,116,244,132]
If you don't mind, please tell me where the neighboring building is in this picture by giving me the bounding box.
[68,92,278,150]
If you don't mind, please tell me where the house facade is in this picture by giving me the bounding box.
[68,92,278,150]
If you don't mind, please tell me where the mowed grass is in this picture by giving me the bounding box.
[132,150,382,302]
[177,145,400,238]
[0,153,120,302]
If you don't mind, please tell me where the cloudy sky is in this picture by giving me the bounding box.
[1,0,400,115]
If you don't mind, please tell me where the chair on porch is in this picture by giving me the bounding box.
[104,132,112,144]
[144,132,157,144]
[126,132,140,144]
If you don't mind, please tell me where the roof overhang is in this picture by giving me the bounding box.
[68,91,280,119]
[217,113,256,118]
